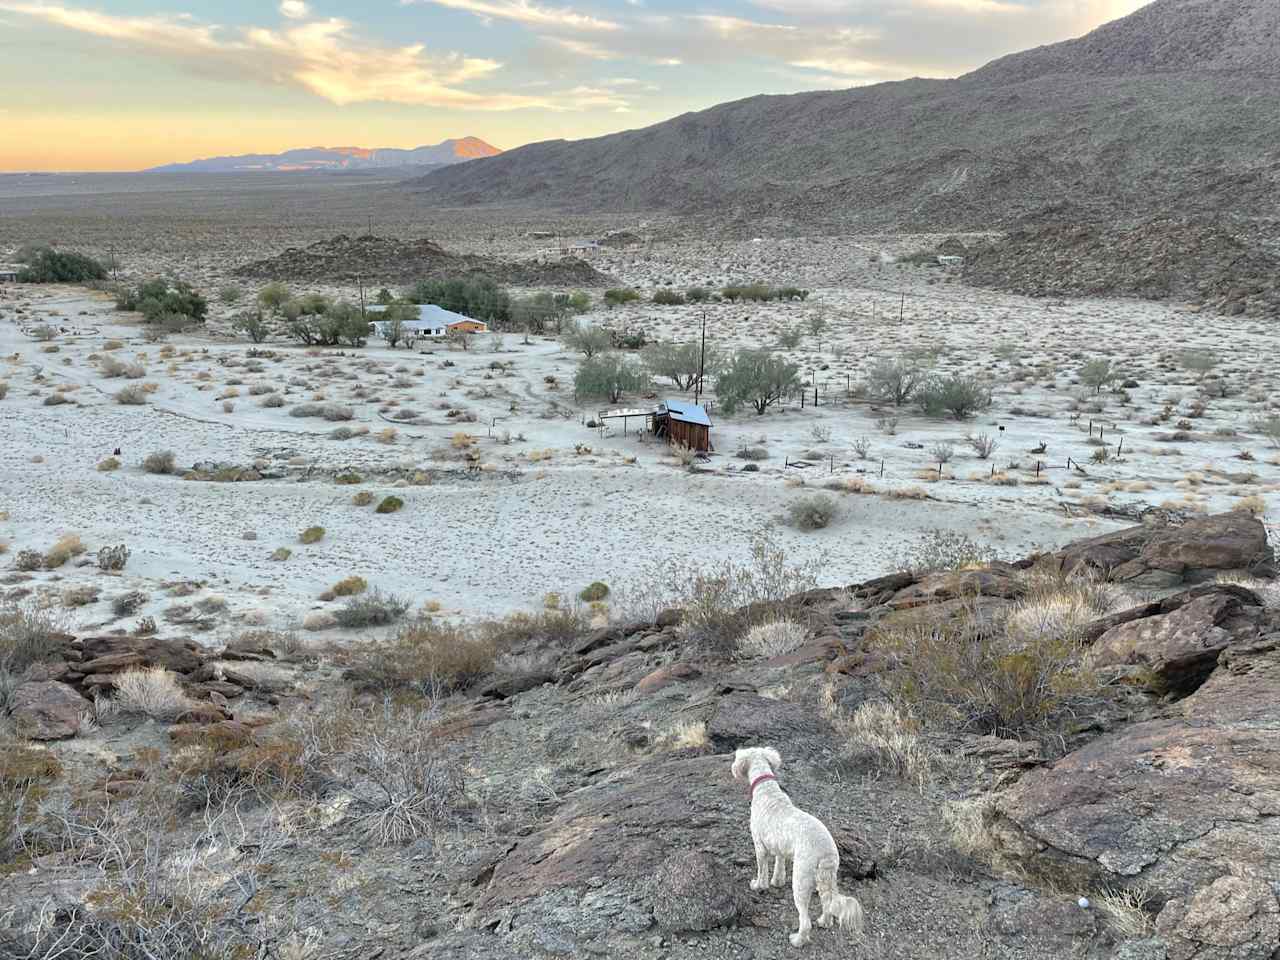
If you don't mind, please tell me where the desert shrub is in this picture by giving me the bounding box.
[352,491,375,506]
[99,353,128,378]
[61,585,100,608]
[97,543,130,571]
[42,392,71,407]
[331,575,368,597]
[574,353,650,402]
[113,667,193,720]
[112,590,148,617]
[323,404,354,421]
[115,384,148,405]
[1078,358,1117,394]
[375,496,404,514]
[17,248,107,283]
[405,276,511,326]
[299,526,325,544]
[927,441,956,465]
[218,284,243,304]
[1251,415,1280,448]
[652,289,685,305]
[603,288,641,308]
[0,601,67,674]
[738,619,809,658]
[356,618,495,693]
[271,547,292,561]
[231,309,270,343]
[43,533,85,568]
[260,393,285,408]
[0,382,7,400]
[866,357,927,406]
[478,608,585,647]
[333,589,410,628]
[872,597,1101,738]
[97,457,120,472]
[716,349,801,415]
[895,528,998,574]
[787,493,838,530]
[827,697,935,790]
[142,450,176,474]
[686,286,711,302]
[116,278,208,325]
[334,472,363,484]
[966,432,998,459]
[579,581,610,602]
[917,375,993,419]
[643,340,720,391]
[736,446,769,460]
[562,324,614,358]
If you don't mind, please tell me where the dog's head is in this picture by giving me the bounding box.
[731,746,782,780]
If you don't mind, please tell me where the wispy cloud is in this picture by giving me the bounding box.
[411,0,620,32]
[0,1,623,110]
[279,0,310,20]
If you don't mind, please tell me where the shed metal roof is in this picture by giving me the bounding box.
[367,303,476,326]
[660,399,712,427]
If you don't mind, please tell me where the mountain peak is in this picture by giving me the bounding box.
[146,138,501,173]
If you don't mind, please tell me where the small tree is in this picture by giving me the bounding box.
[231,309,270,344]
[379,303,417,348]
[917,374,993,419]
[1079,359,1116,394]
[257,282,291,312]
[643,340,719,391]
[867,357,927,406]
[716,349,800,416]
[563,324,614,358]
[574,354,650,403]
[17,249,107,283]
[375,287,395,305]
[603,288,641,309]
[447,326,473,351]
[568,290,592,314]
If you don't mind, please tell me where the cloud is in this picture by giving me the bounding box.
[412,0,620,32]
[0,1,609,109]
[279,0,310,19]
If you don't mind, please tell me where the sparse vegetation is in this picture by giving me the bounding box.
[143,450,177,474]
[299,526,325,544]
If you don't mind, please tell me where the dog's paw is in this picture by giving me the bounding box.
[789,932,811,948]
[816,915,831,929]
[750,879,769,891]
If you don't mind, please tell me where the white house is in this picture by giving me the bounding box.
[366,303,489,342]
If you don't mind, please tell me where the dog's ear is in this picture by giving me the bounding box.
[731,750,750,780]
[763,747,782,772]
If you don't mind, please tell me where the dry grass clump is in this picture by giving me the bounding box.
[1095,886,1155,939]
[332,589,410,628]
[115,384,148,405]
[356,618,497,693]
[43,533,85,569]
[1233,494,1267,516]
[331,575,367,597]
[0,601,68,674]
[96,457,121,472]
[299,526,325,544]
[61,585,100,608]
[786,492,839,530]
[112,666,194,720]
[352,491,375,506]
[142,449,176,474]
[827,695,937,792]
[941,796,998,860]
[887,485,929,500]
[659,719,710,751]
[738,619,809,658]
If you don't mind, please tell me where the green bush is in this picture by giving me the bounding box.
[142,450,176,474]
[916,374,992,419]
[579,581,610,602]
[716,349,800,415]
[574,354,650,403]
[652,289,685,306]
[17,249,107,283]
[375,496,404,514]
[895,528,999,574]
[603,288,641,308]
[787,493,838,530]
[116,279,207,325]
[404,277,510,326]
[333,589,410,628]
[299,526,325,544]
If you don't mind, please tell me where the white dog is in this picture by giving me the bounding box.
[731,747,866,947]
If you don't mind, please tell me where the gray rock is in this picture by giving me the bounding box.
[650,851,747,932]
[1155,876,1279,960]
[11,680,87,740]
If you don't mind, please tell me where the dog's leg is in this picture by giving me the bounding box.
[770,854,787,887]
[789,867,815,947]
[750,838,770,891]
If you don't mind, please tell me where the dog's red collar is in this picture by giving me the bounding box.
[748,773,777,800]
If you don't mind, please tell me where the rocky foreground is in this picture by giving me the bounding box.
[2,512,1278,960]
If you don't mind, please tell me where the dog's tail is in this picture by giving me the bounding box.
[816,857,865,934]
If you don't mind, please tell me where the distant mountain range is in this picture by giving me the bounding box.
[147,137,500,173]
[410,0,1280,232]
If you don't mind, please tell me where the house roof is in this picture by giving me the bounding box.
[660,399,712,427]
[367,303,477,327]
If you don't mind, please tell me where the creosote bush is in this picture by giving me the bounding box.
[299,526,325,544]
[332,588,410,628]
[579,581,610,602]
[375,496,404,514]
[142,450,176,474]
[331,575,368,597]
[786,493,838,530]
[895,528,999,574]
[97,543,130,571]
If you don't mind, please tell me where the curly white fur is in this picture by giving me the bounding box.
[731,747,866,947]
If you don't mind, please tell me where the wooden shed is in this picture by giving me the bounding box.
[653,399,713,452]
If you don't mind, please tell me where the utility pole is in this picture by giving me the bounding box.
[357,275,366,319]
[695,309,707,405]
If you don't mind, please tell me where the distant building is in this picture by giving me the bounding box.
[937,255,964,267]
[366,303,488,341]
[0,265,21,283]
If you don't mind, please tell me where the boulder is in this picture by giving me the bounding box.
[477,670,554,701]
[1050,514,1275,586]
[650,851,747,932]
[706,692,824,749]
[11,681,88,740]
[1091,589,1262,694]
[1155,876,1279,960]
[991,639,1280,902]
[888,569,1024,608]
[635,662,701,695]
[76,635,207,675]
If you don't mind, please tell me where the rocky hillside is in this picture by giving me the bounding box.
[3,513,1278,959]
[408,0,1280,234]
[233,233,612,286]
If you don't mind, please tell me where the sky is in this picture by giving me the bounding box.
[0,0,1149,171]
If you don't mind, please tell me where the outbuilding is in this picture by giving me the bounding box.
[0,265,21,283]
[653,399,713,452]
